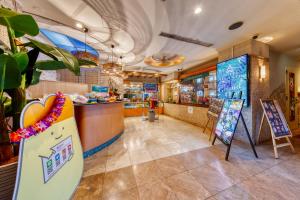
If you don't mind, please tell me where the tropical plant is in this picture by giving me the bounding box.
[0,7,94,162]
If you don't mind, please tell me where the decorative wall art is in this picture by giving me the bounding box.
[217,54,249,106]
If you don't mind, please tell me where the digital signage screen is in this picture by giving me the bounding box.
[217,54,249,106]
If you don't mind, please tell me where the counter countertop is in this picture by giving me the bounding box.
[74,101,123,106]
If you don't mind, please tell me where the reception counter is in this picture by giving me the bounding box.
[163,103,209,128]
[74,102,124,158]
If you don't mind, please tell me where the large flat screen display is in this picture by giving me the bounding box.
[217,54,249,106]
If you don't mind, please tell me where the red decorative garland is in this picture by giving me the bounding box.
[10,92,66,143]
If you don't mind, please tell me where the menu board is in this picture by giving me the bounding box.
[92,85,109,93]
[207,98,224,119]
[214,99,244,144]
[261,99,291,138]
[144,83,157,93]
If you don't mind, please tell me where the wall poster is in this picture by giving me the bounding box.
[214,99,244,145]
[12,93,83,200]
[289,72,295,121]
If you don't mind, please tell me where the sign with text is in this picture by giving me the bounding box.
[13,95,83,200]
[260,99,291,138]
[207,98,224,119]
[214,99,244,145]
[144,83,157,93]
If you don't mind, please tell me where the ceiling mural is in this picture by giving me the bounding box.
[16,0,300,73]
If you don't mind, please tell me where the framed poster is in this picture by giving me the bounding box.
[217,54,249,106]
[289,72,295,121]
[260,99,292,138]
[214,99,244,145]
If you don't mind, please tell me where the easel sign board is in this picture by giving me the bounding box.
[260,99,292,138]
[215,99,244,145]
[213,99,258,160]
[207,98,224,119]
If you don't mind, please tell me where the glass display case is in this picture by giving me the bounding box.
[123,82,143,102]
[179,70,216,106]
[180,81,195,104]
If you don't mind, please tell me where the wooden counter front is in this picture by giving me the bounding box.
[74,102,124,157]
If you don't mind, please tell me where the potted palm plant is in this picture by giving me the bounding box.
[0,7,94,199]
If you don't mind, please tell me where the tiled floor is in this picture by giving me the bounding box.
[73,115,300,200]
[83,115,214,176]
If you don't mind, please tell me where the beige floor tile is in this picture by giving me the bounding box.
[229,152,266,176]
[72,173,104,200]
[173,151,202,170]
[213,185,255,200]
[132,161,163,186]
[129,148,153,165]
[268,159,300,184]
[147,145,172,160]
[83,155,107,177]
[138,179,178,200]
[190,164,234,195]
[209,160,250,183]
[191,147,222,165]
[102,166,137,196]
[106,151,131,172]
[155,155,187,178]
[165,171,211,200]
[238,170,300,200]
[102,187,139,200]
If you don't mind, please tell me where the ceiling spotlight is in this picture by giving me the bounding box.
[194,7,202,14]
[76,22,83,29]
[259,36,274,43]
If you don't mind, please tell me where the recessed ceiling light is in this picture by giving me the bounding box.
[228,21,243,30]
[194,7,202,14]
[258,36,274,43]
[76,22,83,29]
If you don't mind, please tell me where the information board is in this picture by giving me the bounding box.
[92,85,109,93]
[207,98,224,119]
[260,99,291,138]
[144,83,157,93]
[214,99,244,144]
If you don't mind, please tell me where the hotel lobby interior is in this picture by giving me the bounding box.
[1,0,300,200]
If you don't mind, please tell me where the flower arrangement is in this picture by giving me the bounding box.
[9,92,65,143]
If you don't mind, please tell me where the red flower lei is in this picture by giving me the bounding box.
[10,92,66,143]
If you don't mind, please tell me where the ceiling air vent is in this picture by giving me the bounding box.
[159,32,213,47]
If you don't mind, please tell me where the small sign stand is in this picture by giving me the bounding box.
[203,98,224,141]
[212,99,258,161]
[258,99,295,159]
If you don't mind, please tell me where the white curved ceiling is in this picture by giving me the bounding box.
[17,0,300,73]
